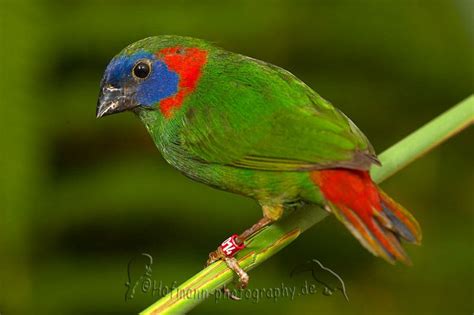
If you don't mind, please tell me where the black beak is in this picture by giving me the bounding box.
[96,84,137,118]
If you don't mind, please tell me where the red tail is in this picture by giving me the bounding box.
[311,169,421,264]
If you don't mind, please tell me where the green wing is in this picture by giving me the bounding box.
[178,55,379,171]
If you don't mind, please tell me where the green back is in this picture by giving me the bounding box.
[135,36,378,172]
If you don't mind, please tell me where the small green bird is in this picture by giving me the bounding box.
[97,36,421,286]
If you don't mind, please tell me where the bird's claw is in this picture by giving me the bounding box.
[206,247,225,266]
[206,248,249,288]
[222,285,241,300]
[224,256,249,288]
[206,243,249,301]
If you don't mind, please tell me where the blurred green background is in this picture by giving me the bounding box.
[1,0,473,314]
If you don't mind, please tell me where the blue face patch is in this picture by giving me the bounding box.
[103,51,179,107]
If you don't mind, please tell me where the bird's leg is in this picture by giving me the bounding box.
[234,216,273,245]
[206,216,273,265]
[206,205,283,293]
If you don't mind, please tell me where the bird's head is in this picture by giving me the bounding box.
[96,36,209,119]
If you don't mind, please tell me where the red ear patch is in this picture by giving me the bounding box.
[156,47,208,118]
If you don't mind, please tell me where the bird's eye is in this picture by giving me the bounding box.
[133,61,151,79]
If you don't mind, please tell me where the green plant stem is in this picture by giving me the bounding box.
[140,95,473,315]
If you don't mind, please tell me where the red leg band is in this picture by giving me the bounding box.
[220,234,245,257]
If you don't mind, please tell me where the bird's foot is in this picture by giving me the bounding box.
[206,246,225,266]
[223,256,249,288]
[206,235,248,300]
[205,216,275,299]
